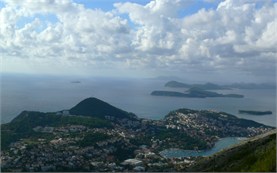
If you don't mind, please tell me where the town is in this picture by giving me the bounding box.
[1,98,274,172]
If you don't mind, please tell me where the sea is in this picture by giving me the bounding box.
[1,74,276,127]
[160,137,248,158]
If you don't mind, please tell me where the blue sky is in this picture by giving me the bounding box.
[73,0,221,15]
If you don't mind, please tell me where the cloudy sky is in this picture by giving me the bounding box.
[0,0,276,82]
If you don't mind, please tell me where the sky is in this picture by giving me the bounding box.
[0,0,276,82]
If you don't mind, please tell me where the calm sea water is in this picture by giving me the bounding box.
[160,137,247,158]
[1,74,276,127]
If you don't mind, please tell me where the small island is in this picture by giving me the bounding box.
[239,110,272,115]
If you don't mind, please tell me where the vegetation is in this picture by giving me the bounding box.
[186,131,276,172]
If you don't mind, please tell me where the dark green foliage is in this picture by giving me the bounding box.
[112,143,136,162]
[69,97,136,119]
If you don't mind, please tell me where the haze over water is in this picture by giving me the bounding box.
[1,74,276,127]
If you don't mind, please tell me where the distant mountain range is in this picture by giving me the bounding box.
[1,97,275,172]
[151,87,244,98]
[165,81,276,90]
[165,81,229,90]
[151,80,275,99]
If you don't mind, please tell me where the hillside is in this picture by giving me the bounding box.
[186,130,276,172]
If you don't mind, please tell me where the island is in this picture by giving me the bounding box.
[239,110,273,115]
[71,81,81,83]
[165,81,230,90]
[164,81,276,90]
[0,97,273,172]
[151,88,244,98]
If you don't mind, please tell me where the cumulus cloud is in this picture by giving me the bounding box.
[0,0,276,80]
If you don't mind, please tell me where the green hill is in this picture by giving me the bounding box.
[186,130,276,172]
[69,97,136,119]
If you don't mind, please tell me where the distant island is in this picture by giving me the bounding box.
[239,110,273,115]
[71,81,81,83]
[165,81,276,90]
[151,87,244,98]
[165,81,229,90]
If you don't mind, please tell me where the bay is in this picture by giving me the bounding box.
[159,137,247,158]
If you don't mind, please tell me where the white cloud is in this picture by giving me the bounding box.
[0,0,276,81]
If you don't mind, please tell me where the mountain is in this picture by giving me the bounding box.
[186,130,276,172]
[69,97,136,119]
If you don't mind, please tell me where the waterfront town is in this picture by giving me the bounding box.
[1,105,272,172]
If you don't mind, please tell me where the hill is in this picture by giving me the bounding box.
[69,97,136,119]
[186,130,276,172]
